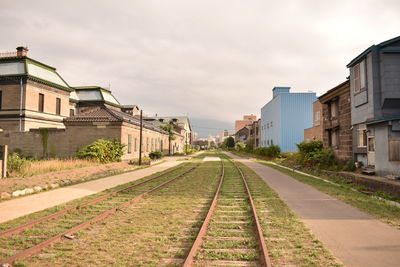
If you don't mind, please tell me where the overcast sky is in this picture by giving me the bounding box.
[1,0,399,136]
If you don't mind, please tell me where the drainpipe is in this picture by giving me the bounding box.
[19,78,23,132]
[139,110,143,166]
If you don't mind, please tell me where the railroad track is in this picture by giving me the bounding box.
[0,162,200,265]
[179,157,271,267]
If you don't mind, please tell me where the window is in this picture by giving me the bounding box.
[329,129,339,148]
[134,138,138,152]
[0,91,2,110]
[56,98,61,115]
[357,125,367,147]
[314,111,320,126]
[368,137,375,152]
[389,139,400,161]
[330,101,338,119]
[127,134,132,154]
[271,139,273,145]
[270,121,273,127]
[151,138,154,151]
[69,109,75,117]
[146,137,149,152]
[352,60,366,94]
[38,93,44,112]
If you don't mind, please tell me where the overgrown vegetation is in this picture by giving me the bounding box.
[296,141,338,170]
[77,139,125,163]
[39,128,49,158]
[6,152,101,178]
[253,145,281,158]
[7,153,30,175]
[130,156,151,165]
[149,151,163,160]
[184,144,198,155]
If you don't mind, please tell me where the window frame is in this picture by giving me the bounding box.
[56,97,61,115]
[127,134,132,154]
[352,60,367,94]
[38,93,44,112]
[357,125,367,148]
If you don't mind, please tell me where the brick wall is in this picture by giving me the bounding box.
[0,80,70,131]
[304,101,323,142]
[321,81,352,161]
[0,123,121,158]
[120,122,170,160]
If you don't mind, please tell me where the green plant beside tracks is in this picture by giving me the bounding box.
[149,151,163,160]
[77,139,125,163]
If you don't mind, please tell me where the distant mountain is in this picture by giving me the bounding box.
[189,117,234,138]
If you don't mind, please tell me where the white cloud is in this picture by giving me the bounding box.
[1,0,399,129]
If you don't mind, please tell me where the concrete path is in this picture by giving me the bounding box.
[0,161,182,224]
[226,152,400,267]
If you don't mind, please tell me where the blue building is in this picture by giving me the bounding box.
[260,87,317,152]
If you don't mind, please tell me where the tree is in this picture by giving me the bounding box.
[160,121,176,156]
[223,136,235,149]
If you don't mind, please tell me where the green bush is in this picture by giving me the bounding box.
[222,136,235,149]
[7,152,31,174]
[342,159,356,172]
[308,148,338,169]
[297,141,323,154]
[235,142,246,151]
[76,139,125,163]
[184,144,197,154]
[296,141,338,169]
[149,151,163,160]
[253,145,281,158]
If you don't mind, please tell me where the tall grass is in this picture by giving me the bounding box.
[9,158,100,177]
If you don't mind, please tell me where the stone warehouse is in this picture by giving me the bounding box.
[0,47,190,159]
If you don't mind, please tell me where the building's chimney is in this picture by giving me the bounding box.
[16,46,28,57]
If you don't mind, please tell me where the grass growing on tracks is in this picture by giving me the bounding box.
[257,160,400,228]
[0,163,189,231]
[233,159,342,267]
[27,160,222,266]
[0,164,197,263]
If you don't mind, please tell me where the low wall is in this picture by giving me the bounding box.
[0,124,121,158]
[320,169,400,199]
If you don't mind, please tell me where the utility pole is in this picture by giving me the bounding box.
[139,110,143,166]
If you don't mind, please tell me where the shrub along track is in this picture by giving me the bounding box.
[180,157,271,267]
[0,163,199,265]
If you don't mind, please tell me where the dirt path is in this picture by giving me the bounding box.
[225,152,400,267]
[0,161,182,224]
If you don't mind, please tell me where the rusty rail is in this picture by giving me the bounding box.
[0,164,199,265]
[183,158,272,267]
[183,161,225,267]
[0,165,184,238]
[235,163,272,267]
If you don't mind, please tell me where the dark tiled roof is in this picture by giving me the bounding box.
[64,107,121,122]
[64,107,167,134]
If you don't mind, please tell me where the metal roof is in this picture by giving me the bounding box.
[347,36,400,68]
[0,56,70,91]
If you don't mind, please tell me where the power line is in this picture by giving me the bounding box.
[191,125,234,130]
